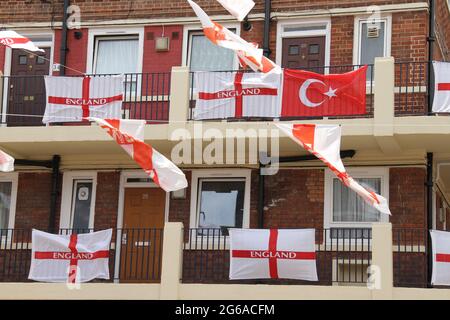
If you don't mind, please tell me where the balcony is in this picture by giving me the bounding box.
[0,59,439,128]
[0,72,171,126]
[0,224,434,292]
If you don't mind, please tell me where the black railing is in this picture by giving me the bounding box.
[0,228,163,283]
[188,65,374,121]
[1,72,171,126]
[182,228,372,285]
[394,61,429,116]
[392,228,428,288]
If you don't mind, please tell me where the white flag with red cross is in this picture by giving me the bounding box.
[217,0,255,21]
[188,0,280,74]
[194,71,282,119]
[229,228,318,280]
[431,230,450,285]
[0,149,14,172]
[0,30,44,52]
[276,124,391,216]
[433,61,450,113]
[89,117,188,192]
[28,229,112,283]
[43,75,124,123]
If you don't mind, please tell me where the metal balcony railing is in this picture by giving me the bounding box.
[0,228,163,283]
[182,228,372,285]
[394,61,430,116]
[0,72,171,126]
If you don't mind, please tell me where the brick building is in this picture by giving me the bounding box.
[0,0,450,298]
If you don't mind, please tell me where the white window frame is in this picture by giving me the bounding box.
[275,18,331,71]
[182,23,241,70]
[59,171,97,230]
[324,167,390,231]
[86,27,144,75]
[0,172,19,231]
[189,169,251,232]
[352,15,392,66]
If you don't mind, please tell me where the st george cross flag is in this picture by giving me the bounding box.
[28,229,112,283]
[229,228,318,280]
[276,124,391,215]
[0,149,14,172]
[217,0,255,21]
[282,67,367,117]
[432,61,450,113]
[89,117,188,192]
[194,71,281,119]
[42,75,124,123]
[431,230,450,285]
[188,0,280,74]
[0,30,44,52]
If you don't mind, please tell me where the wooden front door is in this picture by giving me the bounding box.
[6,48,51,126]
[282,36,326,72]
[119,188,166,283]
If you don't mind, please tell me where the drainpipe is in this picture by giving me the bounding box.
[49,155,61,232]
[262,0,271,57]
[60,0,70,76]
[426,152,433,287]
[258,164,265,229]
[427,0,435,114]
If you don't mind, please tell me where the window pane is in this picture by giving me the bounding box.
[198,180,245,231]
[360,21,385,80]
[189,33,235,71]
[71,180,93,230]
[95,38,139,74]
[0,182,12,229]
[332,178,381,223]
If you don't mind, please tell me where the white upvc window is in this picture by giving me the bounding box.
[353,16,392,80]
[0,173,18,233]
[189,169,251,235]
[183,24,240,71]
[59,171,97,231]
[324,167,389,238]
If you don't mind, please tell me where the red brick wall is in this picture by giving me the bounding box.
[94,171,120,230]
[434,0,450,61]
[389,167,427,228]
[330,16,354,66]
[392,11,428,62]
[14,172,61,230]
[143,25,183,73]
[53,28,88,75]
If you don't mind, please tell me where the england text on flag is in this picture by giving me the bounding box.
[188,0,280,74]
[430,230,450,285]
[432,61,450,113]
[0,149,14,172]
[0,30,44,52]
[217,0,255,21]
[89,117,188,192]
[194,71,282,119]
[28,229,112,283]
[43,75,124,123]
[276,124,391,215]
[229,228,318,280]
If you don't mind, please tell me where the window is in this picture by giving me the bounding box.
[324,168,389,237]
[187,30,237,72]
[60,172,97,231]
[189,170,251,236]
[93,36,139,75]
[93,36,139,93]
[354,17,391,80]
[0,173,18,234]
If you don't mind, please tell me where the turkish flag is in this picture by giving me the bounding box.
[281,66,367,117]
